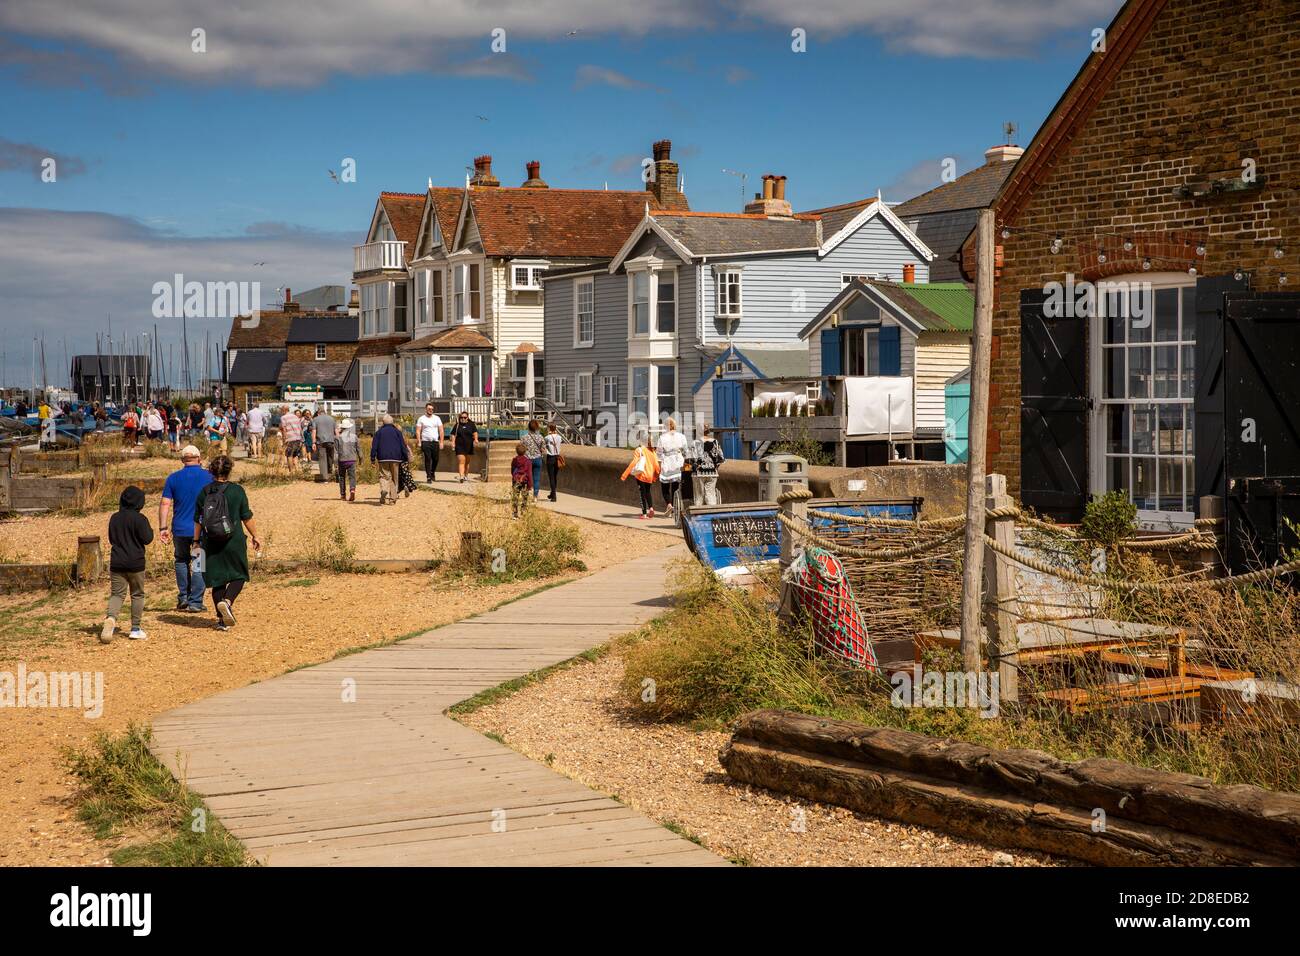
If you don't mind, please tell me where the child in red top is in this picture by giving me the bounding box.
[509,442,532,519]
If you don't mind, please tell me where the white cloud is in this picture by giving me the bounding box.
[0,0,1125,90]
[574,65,662,92]
[0,208,351,384]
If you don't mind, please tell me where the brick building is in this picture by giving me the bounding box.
[970,0,1300,530]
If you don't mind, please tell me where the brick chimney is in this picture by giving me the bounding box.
[470,154,499,187]
[984,144,1024,165]
[283,287,299,313]
[520,160,548,189]
[744,172,793,217]
[646,139,689,210]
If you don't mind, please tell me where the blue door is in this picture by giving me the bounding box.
[712,379,743,460]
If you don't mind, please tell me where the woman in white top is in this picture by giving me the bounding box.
[655,418,689,517]
[543,423,563,501]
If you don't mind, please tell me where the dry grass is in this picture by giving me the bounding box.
[431,491,586,582]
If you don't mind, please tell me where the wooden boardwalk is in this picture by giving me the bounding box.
[150,544,727,866]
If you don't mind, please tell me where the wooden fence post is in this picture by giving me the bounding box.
[959,207,996,674]
[778,490,809,623]
[76,535,104,586]
[983,474,1019,704]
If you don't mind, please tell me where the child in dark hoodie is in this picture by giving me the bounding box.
[101,485,154,643]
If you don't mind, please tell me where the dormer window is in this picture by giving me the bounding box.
[453,263,482,323]
[626,257,677,338]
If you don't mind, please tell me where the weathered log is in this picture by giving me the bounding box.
[720,738,1293,866]
[724,709,1300,863]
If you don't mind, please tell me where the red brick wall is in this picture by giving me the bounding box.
[990,0,1300,496]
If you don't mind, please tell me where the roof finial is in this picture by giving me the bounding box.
[428,177,433,189]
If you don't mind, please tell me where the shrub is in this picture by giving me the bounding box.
[1079,491,1137,549]
[769,418,834,466]
[296,518,358,573]
[433,493,586,582]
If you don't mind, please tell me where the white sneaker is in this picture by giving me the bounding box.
[216,600,236,626]
[128,628,148,640]
[99,618,116,644]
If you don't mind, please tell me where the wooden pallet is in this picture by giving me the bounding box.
[1097,651,1254,683]
[1038,676,1203,714]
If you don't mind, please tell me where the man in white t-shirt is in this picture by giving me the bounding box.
[415,403,444,483]
[245,405,266,458]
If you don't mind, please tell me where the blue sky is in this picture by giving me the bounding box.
[0,0,1124,388]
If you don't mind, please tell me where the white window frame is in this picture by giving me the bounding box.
[315,344,327,361]
[577,371,593,410]
[1088,273,1197,530]
[512,355,544,381]
[414,270,429,327]
[628,362,678,437]
[509,261,546,291]
[841,272,882,287]
[550,375,568,407]
[453,262,483,324]
[626,259,677,340]
[574,276,595,348]
[715,267,743,318]
[431,269,445,325]
[724,358,744,376]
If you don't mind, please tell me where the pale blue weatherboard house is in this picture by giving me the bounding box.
[540,194,935,456]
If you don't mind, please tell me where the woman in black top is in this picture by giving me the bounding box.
[451,412,478,483]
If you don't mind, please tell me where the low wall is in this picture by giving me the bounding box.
[552,444,964,514]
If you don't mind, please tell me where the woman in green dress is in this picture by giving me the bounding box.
[192,455,261,631]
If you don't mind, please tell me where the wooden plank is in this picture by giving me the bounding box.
[150,542,726,867]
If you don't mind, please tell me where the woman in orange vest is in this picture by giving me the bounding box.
[620,433,661,519]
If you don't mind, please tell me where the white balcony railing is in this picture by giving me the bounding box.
[844,375,913,438]
[353,240,406,274]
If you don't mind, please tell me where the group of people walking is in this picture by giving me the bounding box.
[621,419,725,520]
[101,445,260,641]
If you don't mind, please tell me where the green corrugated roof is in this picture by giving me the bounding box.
[894,282,974,332]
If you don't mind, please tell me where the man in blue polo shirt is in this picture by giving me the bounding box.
[159,445,213,611]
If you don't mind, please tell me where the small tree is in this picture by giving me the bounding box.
[1079,491,1137,549]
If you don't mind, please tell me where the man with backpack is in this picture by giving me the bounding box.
[159,445,213,612]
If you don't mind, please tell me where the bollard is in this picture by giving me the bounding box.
[76,535,104,587]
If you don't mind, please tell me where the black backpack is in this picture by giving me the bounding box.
[200,484,235,548]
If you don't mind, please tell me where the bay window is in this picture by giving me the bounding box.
[628,264,677,337]
[629,363,677,437]
[453,263,482,322]
[632,272,650,335]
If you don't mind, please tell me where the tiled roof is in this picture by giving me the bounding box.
[397,326,494,351]
[429,187,464,245]
[893,161,1018,217]
[287,316,359,344]
[798,198,874,238]
[227,350,286,385]
[276,361,351,388]
[380,192,426,249]
[351,335,410,359]
[467,188,658,257]
[650,212,819,257]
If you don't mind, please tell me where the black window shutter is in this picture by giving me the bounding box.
[1019,287,1087,521]
[1193,273,1249,512]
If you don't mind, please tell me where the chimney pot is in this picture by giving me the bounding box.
[470,154,499,187]
[284,288,291,304]
[762,175,774,201]
[774,175,787,201]
[903,263,916,283]
[521,159,548,188]
[983,144,1025,166]
[652,139,672,161]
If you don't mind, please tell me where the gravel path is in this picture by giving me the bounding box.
[0,474,669,866]
[461,654,1061,867]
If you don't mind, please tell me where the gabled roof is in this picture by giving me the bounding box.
[690,343,811,394]
[460,187,658,258]
[975,0,1169,246]
[651,212,821,257]
[367,192,425,248]
[893,162,1019,218]
[413,186,467,258]
[799,280,974,339]
[286,316,358,344]
[813,199,936,261]
[397,326,494,351]
[227,350,286,385]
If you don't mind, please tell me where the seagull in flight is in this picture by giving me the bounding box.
[565,29,580,37]
[252,261,266,267]
[328,169,340,183]
[476,114,489,122]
